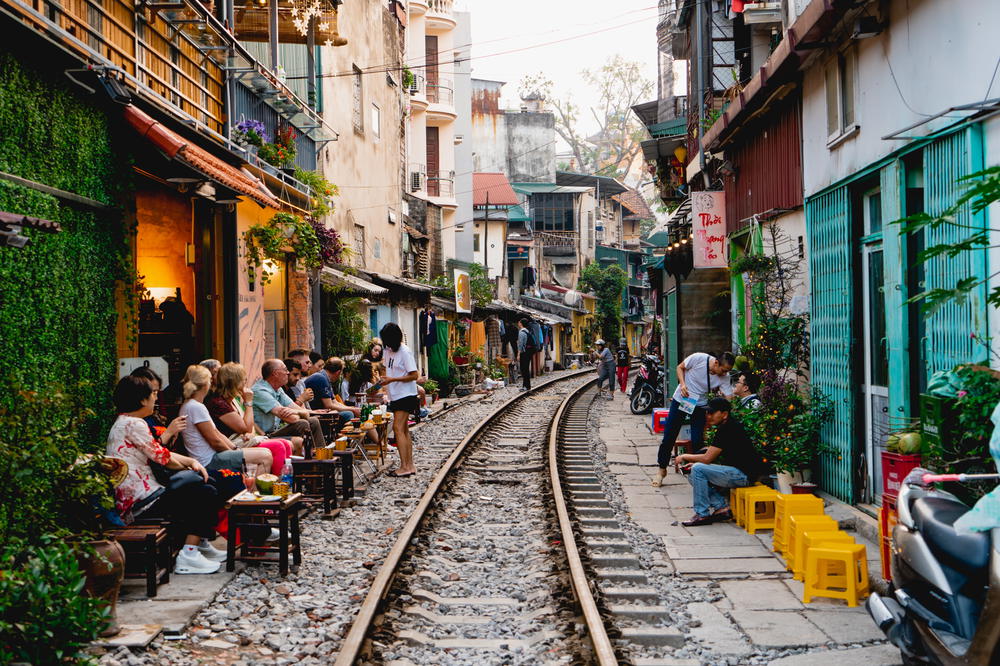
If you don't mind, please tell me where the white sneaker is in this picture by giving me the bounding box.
[198,541,228,562]
[174,547,221,574]
[265,528,280,543]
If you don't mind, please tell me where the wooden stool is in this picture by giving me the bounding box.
[794,530,855,581]
[774,494,825,554]
[744,487,779,534]
[803,542,870,606]
[226,493,305,576]
[732,484,766,527]
[293,452,354,513]
[672,439,694,472]
[786,514,837,572]
[107,526,170,597]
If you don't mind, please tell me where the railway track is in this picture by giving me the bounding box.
[335,370,684,665]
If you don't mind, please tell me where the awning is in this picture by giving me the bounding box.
[404,224,429,240]
[320,267,388,296]
[124,105,280,208]
[556,171,628,195]
[641,134,686,162]
[520,294,585,316]
[519,304,571,326]
[430,296,457,313]
[368,272,436,293]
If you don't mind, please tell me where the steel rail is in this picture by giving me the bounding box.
[547,377,619,665]
[334,367,595,665]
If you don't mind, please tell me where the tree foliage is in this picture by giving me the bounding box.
[520,55,652,180]
[577,263,628,341]
[900,166,1000,314]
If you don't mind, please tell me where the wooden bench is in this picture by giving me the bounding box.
[107,525,171,597]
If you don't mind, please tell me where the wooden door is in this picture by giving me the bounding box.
[425,36,438,87]
[426,126,440,196]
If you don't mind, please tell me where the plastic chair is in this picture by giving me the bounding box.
[773,494,825,554]
[793,529,855,581]
[744,487,779,534]
[732,483,766,527]
[785,514,837,571]
[802,542,870,606]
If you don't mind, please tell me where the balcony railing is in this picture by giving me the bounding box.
[426,79,454,106]
[427,0,454,16]
[426,170,454,197]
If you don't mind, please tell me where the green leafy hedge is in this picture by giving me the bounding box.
[0,49,132,443]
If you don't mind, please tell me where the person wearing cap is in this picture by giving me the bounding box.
[595,339,616,400]
[674,397,766,527]
[615,337,630,394]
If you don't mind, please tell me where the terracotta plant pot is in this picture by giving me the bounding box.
[76,539,126,637]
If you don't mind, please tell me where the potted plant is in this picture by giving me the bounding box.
[232,118,267,155]
[452,344,470,366]
[735,377,833,492]
[420,379,439,403]
[258,125,298,171]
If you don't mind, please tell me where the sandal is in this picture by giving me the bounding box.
[387,470,415,478]
[651,470,666,487]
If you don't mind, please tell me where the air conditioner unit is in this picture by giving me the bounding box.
[742,1,783,24]
[410,171,423,192]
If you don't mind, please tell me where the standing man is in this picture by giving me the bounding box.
[615,337,630,394]
[517,318,534,391]
[652,350,736,487]
[252,359,327,455]
[595,340,616,400]
[674,398,765,526]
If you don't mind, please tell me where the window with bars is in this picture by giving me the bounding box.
[353,66,364,133]
[353,224,366,265]
[530,193,576,232]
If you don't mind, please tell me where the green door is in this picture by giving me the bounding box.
[806,186,855,502]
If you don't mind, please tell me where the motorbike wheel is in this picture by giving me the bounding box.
[630,386,654,415]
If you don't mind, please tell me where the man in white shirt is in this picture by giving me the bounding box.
[652,351,735,488]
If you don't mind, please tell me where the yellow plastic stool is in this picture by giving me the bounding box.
[785,514,837,571]
[803,542,870,606]
[793,530,855,581]
[774,494,825,554]
[732,484,765,527]
[744,487,779,534]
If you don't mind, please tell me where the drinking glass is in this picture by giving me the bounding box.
[242,462,258,494]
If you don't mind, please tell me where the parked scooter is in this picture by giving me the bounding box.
[867,468,1000,664]
[630,355,664,415]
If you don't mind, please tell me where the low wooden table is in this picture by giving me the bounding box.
[225,492,305,576]
[108,525,170,597]
[292,452,354,514]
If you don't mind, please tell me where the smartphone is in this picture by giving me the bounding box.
[370,382,383,391]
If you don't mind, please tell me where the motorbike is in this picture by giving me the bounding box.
[866,468,1000,664]
[630,355,664,415]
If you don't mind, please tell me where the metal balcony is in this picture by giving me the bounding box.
[426,170,454,197]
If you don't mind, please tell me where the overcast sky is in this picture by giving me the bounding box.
[461,0,660,136]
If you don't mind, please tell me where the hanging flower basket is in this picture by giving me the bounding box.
[244,212,321,287]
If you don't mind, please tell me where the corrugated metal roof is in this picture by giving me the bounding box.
[556,171,628,195]
[320,267,389,296]
[473,172,519,206]
[511,183,592,194]
[506,203,530,222]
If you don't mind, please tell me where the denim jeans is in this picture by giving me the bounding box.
[688,463,749,517]
[656,399,706,468]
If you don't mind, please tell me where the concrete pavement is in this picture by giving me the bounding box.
[597,393,898,663]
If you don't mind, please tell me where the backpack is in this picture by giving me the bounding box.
[522,329,538,354]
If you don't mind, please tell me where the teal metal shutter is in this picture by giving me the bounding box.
[881,160,910,418]
[807,186,855,502]
[922,126,987,375]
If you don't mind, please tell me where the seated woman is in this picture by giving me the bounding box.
[106,375,228,574]
[207,362,295,476]
[178,365,273,473]
[130,366,185,448]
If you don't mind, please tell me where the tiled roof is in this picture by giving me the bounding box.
[613,189,655,220]
[473,172,519,206]
[124,105,280,209]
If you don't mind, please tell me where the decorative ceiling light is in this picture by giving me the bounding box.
[290,0,323,37]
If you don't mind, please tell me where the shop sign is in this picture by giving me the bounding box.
[692,191,727,268]
[454,269,472,313]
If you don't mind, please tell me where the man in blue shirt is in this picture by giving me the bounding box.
[252,359,327,454]
[304,357,358,427]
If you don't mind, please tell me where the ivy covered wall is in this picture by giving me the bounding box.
[0,49,133,441]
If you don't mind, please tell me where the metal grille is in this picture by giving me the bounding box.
[922,127,987,376]
[806,186,855,502]
[880,160,910,418]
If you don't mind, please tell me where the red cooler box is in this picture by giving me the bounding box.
[651,408,670,433]
[881,451,922,497]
